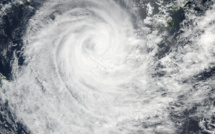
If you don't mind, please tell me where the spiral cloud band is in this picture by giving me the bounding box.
[1,0,215,134]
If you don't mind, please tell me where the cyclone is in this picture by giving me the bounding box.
[1,0,215,134]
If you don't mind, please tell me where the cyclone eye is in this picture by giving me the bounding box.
[82,39,95,53]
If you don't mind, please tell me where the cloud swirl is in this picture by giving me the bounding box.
[1,0,215,133]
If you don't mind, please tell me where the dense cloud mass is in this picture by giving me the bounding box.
[0,0,215,134]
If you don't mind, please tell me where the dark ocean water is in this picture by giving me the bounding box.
[0,0,215,134]
[0,1,43,133]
